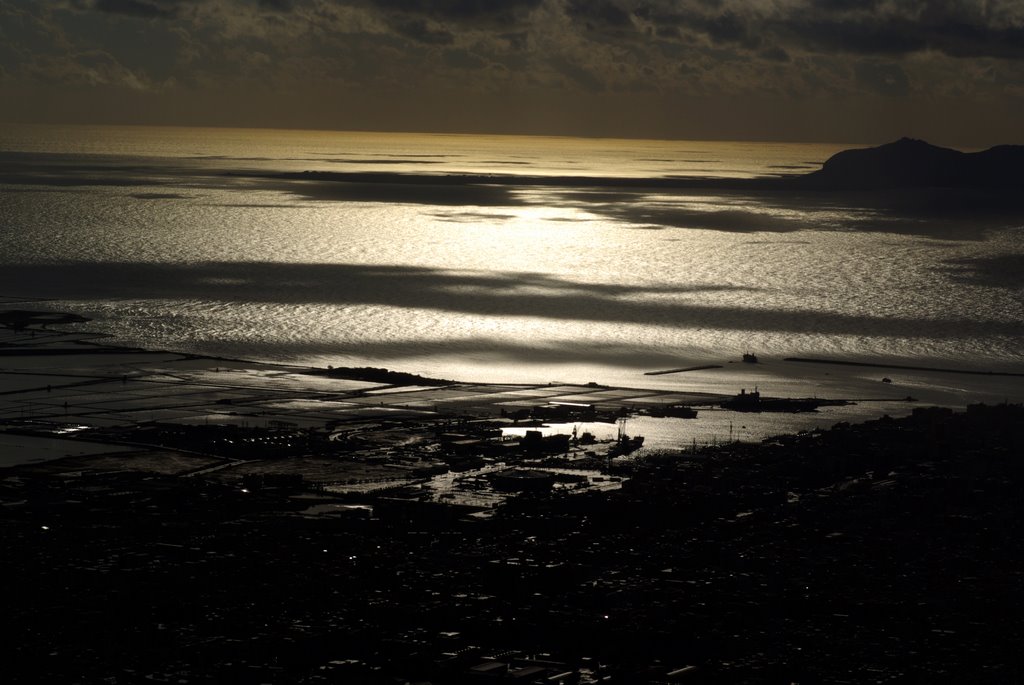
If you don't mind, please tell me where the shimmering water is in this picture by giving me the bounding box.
[1,124,1022,411]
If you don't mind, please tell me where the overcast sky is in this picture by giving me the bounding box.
[2,0,1023,145]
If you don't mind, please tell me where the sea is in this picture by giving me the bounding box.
[1,123,1022,439]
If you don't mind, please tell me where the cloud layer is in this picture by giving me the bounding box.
[2,0,1023,143]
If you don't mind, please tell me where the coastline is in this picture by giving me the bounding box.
[3,305,1019,471]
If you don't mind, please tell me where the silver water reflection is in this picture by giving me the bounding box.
[0,125,1021,403]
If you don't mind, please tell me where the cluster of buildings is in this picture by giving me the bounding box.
[4,403,1022,682]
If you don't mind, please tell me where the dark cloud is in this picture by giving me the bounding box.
[364,0,543,25]
[760,46,790,62]
[443,48,486,70]
[50,0,1024,62]
[3,0,1024,142]
[930,20,1024,59]
[776,8,1024,60]
[634,4,763,49]
[391,17,454,44]
[549,56,605,92]
[566,0,633,30]
[258,0,293,12]
[630,1,1024,61]
[83,0,180,19]
[778,17,924,56]
[498,31,528,51]
[702,10,759,48]
[809,0,882,10]
[854,61,910,97]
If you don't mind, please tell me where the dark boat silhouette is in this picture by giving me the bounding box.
[649,404,698,419]
[720,387,825,413]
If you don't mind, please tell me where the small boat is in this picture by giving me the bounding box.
[742,352,759,363]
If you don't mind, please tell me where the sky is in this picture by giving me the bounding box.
[1,0,1023,146]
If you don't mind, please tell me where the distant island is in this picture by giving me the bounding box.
[795,137,1024,190]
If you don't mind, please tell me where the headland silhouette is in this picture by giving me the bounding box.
[796,137,1024,190]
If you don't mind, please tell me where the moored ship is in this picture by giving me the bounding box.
[720,387,834,413]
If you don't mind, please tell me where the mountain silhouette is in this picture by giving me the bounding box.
[796,137,1024,190]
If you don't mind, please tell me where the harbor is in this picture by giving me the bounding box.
[0,309,936,471]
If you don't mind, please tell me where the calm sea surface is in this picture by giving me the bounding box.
[1,124,1022,423]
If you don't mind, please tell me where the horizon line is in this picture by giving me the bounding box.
[0,118,894,150]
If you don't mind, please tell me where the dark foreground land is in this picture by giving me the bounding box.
[3,403,1023,684]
